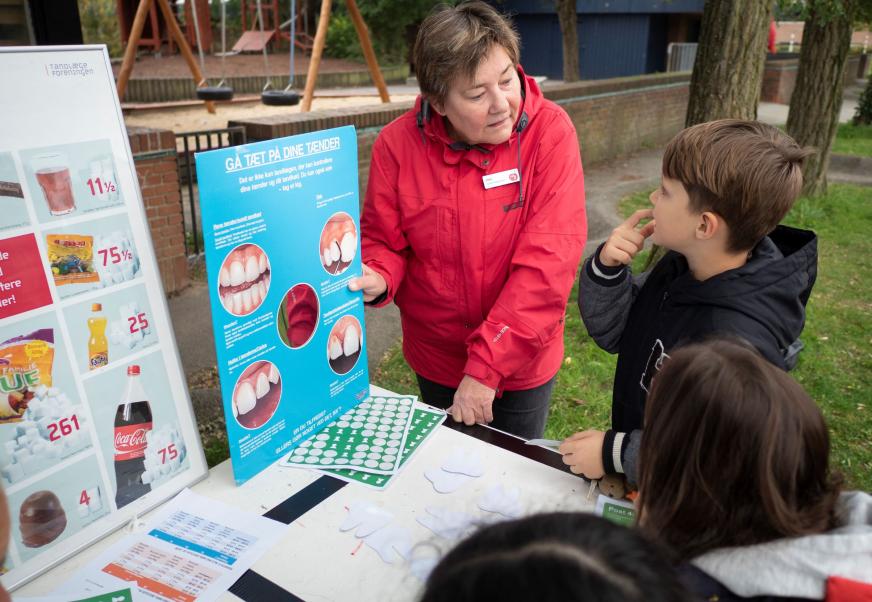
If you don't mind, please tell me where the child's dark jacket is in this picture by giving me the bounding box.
[577,225,817,482]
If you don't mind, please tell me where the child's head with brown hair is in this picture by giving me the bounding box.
[421,512,693,602]
[636,339,841,562]
[654,120,812,255]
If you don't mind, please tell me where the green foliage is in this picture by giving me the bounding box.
[203,432,230,467]
[833,122,872,155]
[853,77,872,126]
[78,0,123,57]
[324,0,448,64]
[776,0,872,24]
[325,12,362,59]
[210,0,243,53]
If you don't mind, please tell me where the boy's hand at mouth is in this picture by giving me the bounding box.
[600,209,655,267]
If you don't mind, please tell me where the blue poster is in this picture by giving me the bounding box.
[195,126,369,484]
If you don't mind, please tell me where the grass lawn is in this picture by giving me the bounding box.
[832,123,872,157]
[373,184,872,491]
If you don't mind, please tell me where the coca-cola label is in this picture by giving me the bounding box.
[114,422,152,460]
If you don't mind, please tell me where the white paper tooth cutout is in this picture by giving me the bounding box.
[343,329,360,356]
[442,448,485,477]
[339,232,356,262]
[424,467,474,493]
[255,372,270,399]
[478,485,523,518]
[244,255,260,282]
[235,382,256,415]
[417,506,476,539]
[229,260,245,286]
[339,501,394,537]
[329,339,343,360]
[268,364,280,384]
[363,525,411,564]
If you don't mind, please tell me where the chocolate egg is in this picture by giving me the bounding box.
[19,490,67,548]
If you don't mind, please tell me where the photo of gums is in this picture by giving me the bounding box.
[277,283,319,349]
[319,212,357,276]
[232,360,281,430]
[327,315,362,375]
[218,244,271,316]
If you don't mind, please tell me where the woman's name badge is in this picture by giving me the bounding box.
[482,168,520,189]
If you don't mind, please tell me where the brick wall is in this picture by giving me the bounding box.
[762,59,798,105]
[127,126,189,295]
[230,71,692,204]
[552,79,689,163]
[761,54,863,104]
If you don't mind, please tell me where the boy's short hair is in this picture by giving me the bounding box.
[662,120,813,252]
[414,1,520,106]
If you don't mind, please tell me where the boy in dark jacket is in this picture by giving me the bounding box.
[559,120,817,485]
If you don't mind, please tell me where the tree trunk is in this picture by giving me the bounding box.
[685,0,772,126]
[786,8,853,197]
[555,0,579,82]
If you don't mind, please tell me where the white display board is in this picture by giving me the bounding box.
[0,46,208,590]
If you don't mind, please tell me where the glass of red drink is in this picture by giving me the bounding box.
[33,152,76,216]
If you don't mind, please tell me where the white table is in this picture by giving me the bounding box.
[16,386,596,601]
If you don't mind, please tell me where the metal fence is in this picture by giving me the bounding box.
[176,127,247,256]
[667,43,698,72]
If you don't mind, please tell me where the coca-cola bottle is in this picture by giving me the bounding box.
[114,365,153,509]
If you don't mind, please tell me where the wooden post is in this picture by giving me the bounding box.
[301,0,332,112]
[116,0,154,102]
[346,0,390,103]
[154,0,216,114]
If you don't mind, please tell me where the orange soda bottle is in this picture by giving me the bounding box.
[88,303,108,370]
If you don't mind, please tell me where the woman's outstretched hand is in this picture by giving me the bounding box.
[348,263,387,302]
[449,375,496,425]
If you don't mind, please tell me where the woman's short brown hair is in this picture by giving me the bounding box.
[661,120,814,253]
[637,339,841,562]
[413,1,520,105]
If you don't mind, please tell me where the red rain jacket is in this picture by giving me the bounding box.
[361,69,587,392]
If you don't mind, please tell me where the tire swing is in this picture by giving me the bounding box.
[190,0,234,101]
[260,0,300,106]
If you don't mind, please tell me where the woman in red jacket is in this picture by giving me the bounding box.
[349,1,587,438]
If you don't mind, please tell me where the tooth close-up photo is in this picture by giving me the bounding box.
[218,243,271,316]
[319,212,357,276]
[327,315,362,375]
[232,360,282,430]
